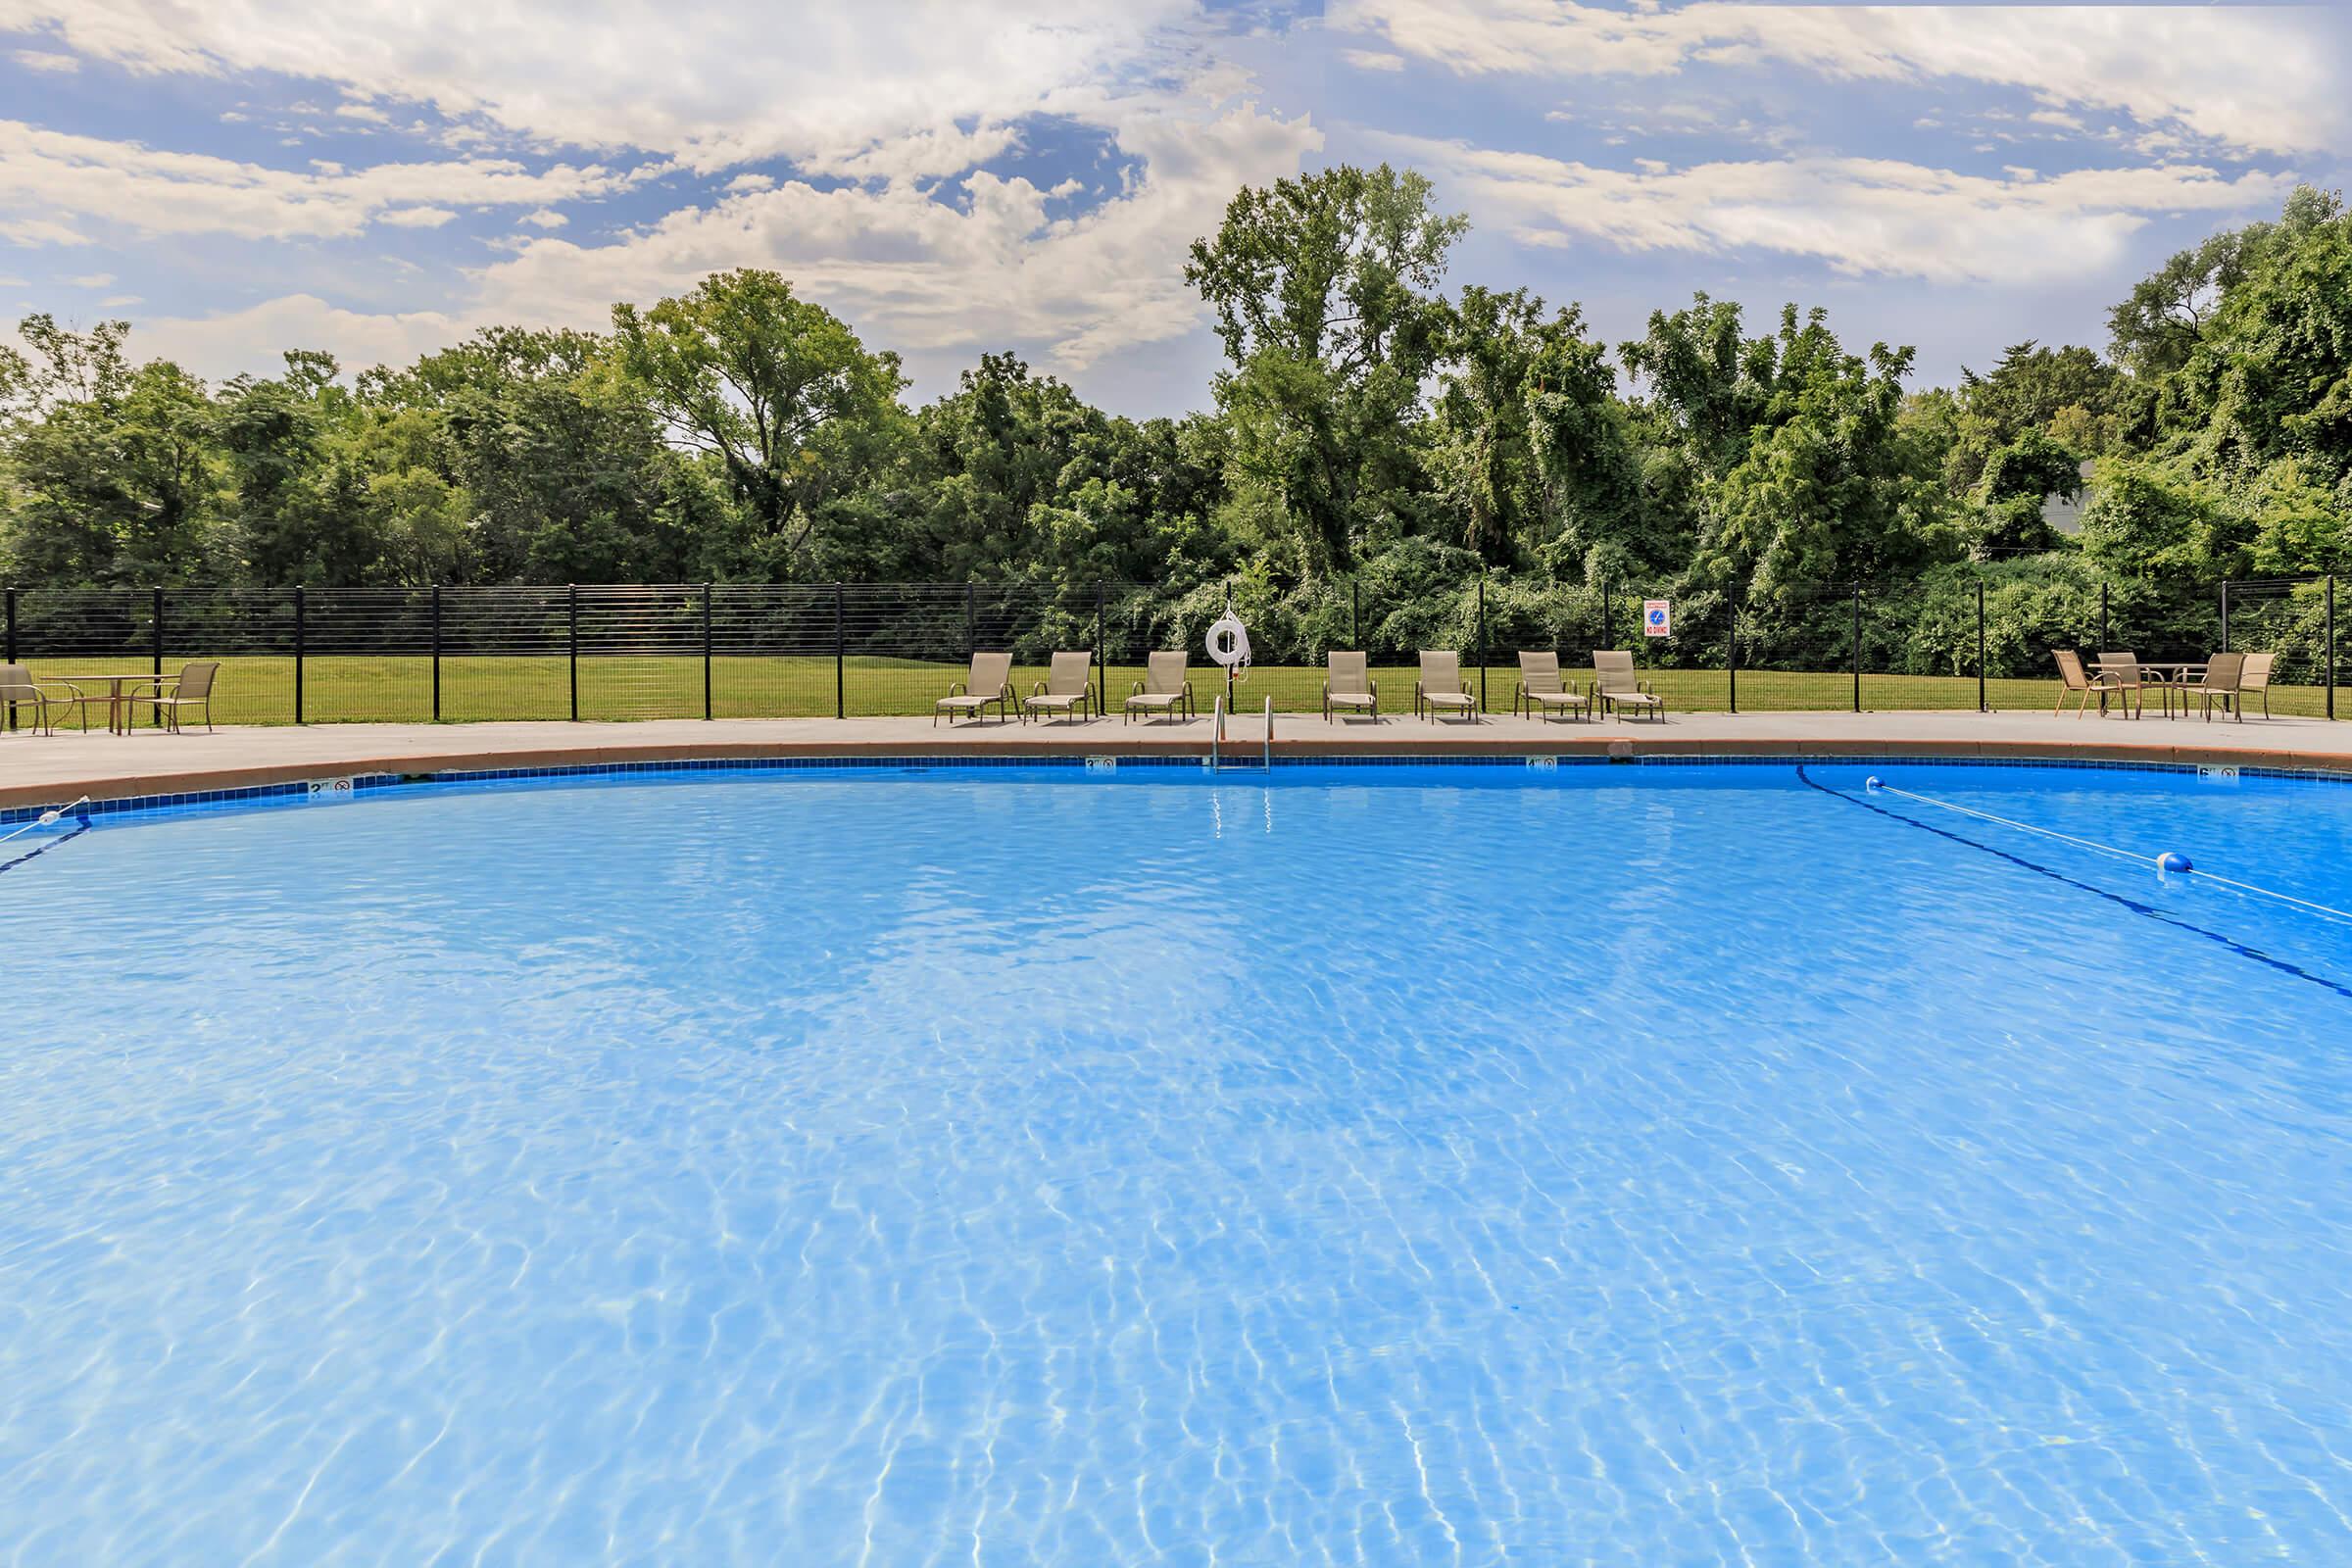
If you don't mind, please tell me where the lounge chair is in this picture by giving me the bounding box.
[0,663,98,735]
[2184,651,2247,722]
[2053,650,2130,717]
[1123,651,1196,723]
[2240,651,2277,717]
[1414,651,1478,721]
[1323,652,1378,722]
[934,652,1013,725]
[1513,652,1590,722]
[121,661,220,734]
[1592,651,1664,721]
[1022,651,1096,723]
[2092,650,2150,718]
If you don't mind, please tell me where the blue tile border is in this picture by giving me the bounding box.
[6,749,2349,830]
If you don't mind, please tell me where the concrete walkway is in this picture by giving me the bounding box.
[6,707,2349,809]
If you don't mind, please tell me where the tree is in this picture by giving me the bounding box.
[1626,299,1947,604]
[2108,186,2341,378]
[611,270,905,569]
[1,318,220,586]
[1185,164,1465,572]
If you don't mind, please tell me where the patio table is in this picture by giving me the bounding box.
[2097,660,2207,719]
[42,671,178,734]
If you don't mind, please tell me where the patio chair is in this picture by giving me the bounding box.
[1323,652,1378,722]
[1414,651,1479,721]
[2239,651,2277,717]
[934,652,1013,725]
[1123,651,1196,724]
[2053,650,2130,717]
[2092,651,2151,718]
[0,663,99,735]
[1592,651,1664,721]
[1022,651,1096,723]
[2184,651,2247,722]
[1513,651,1590,723]
[119,661,220,734]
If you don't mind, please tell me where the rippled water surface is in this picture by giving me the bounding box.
[7,761,2352,1565]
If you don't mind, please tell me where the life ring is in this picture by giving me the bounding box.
[1205,613,1251,676]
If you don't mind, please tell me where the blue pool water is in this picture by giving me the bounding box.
[6,760,2352,1564]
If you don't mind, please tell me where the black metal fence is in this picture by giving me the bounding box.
[1,573,2339,725]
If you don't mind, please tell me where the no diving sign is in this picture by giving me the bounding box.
[1642,599,1671,638]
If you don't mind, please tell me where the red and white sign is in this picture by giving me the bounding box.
[1642,599,1671,638]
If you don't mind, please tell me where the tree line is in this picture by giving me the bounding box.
[2,167,2347,672]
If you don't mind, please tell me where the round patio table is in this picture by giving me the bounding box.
[42,671,175,734]
[2097,660,2207,719]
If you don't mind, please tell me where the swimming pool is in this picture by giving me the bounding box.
[6,760,2352,1563]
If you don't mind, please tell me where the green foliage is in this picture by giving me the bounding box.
[1185,164,1464,572]
[612,269,906,565]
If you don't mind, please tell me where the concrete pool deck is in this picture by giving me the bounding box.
[6,708,2351,809]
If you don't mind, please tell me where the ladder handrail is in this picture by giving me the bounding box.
[1263,695,1273,770]
[1212,693,1223,768]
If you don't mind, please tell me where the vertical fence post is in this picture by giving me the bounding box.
[293,584,307,724]
[1351,580,1360,649]
[834,583,845,719]
[2,586,14,730]
[2220,580,2230,652]
[566,583,579,722]
[150,584,165,727]
[1476,573,1489,712]
[2099,581,2109,655]
[965,582,976,663]
[431,583,443,722]
[2328,574,2337,721]
[702,583,713,721]
[1095,581,1106,717]
[1977,578,1987,713]
[1600,576,1609,653]
[1727,607,1738,714]
[1851,584,1863,713]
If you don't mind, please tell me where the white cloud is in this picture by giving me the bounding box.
[0,120,640,242]
[10,47,79,73]
[1384,135,2298,285]
[333,100,391,124]
[1331,0,2342,157]
[66,270,116,286]
[131,293,468,379]
[723,172,774,193]
[98,292,141,306]
[466,94,1320,371]
[0,215,87,245]
[2029,109,2086,133]
[518,207,567,228]
[1341,48,1405,73]
[376,205,457,226]
[1,0,1206,173]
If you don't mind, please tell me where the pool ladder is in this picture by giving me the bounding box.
[1209,695,1274,771]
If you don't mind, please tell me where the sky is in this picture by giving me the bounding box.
[0,1,2345,415]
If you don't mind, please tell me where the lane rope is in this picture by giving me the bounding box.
[1865,777,2352,926]
[0,795,90,847]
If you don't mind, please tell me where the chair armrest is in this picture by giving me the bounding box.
[1639,679,1655,695]
[1130,679,1147,696]
[1029,680,1050,698]
[946,680,968,698]
[1368,678,1378,697]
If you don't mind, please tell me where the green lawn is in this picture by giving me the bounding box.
[23,655,2342,725]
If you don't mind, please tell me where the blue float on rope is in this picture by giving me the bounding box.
[2158,851,2193,874]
